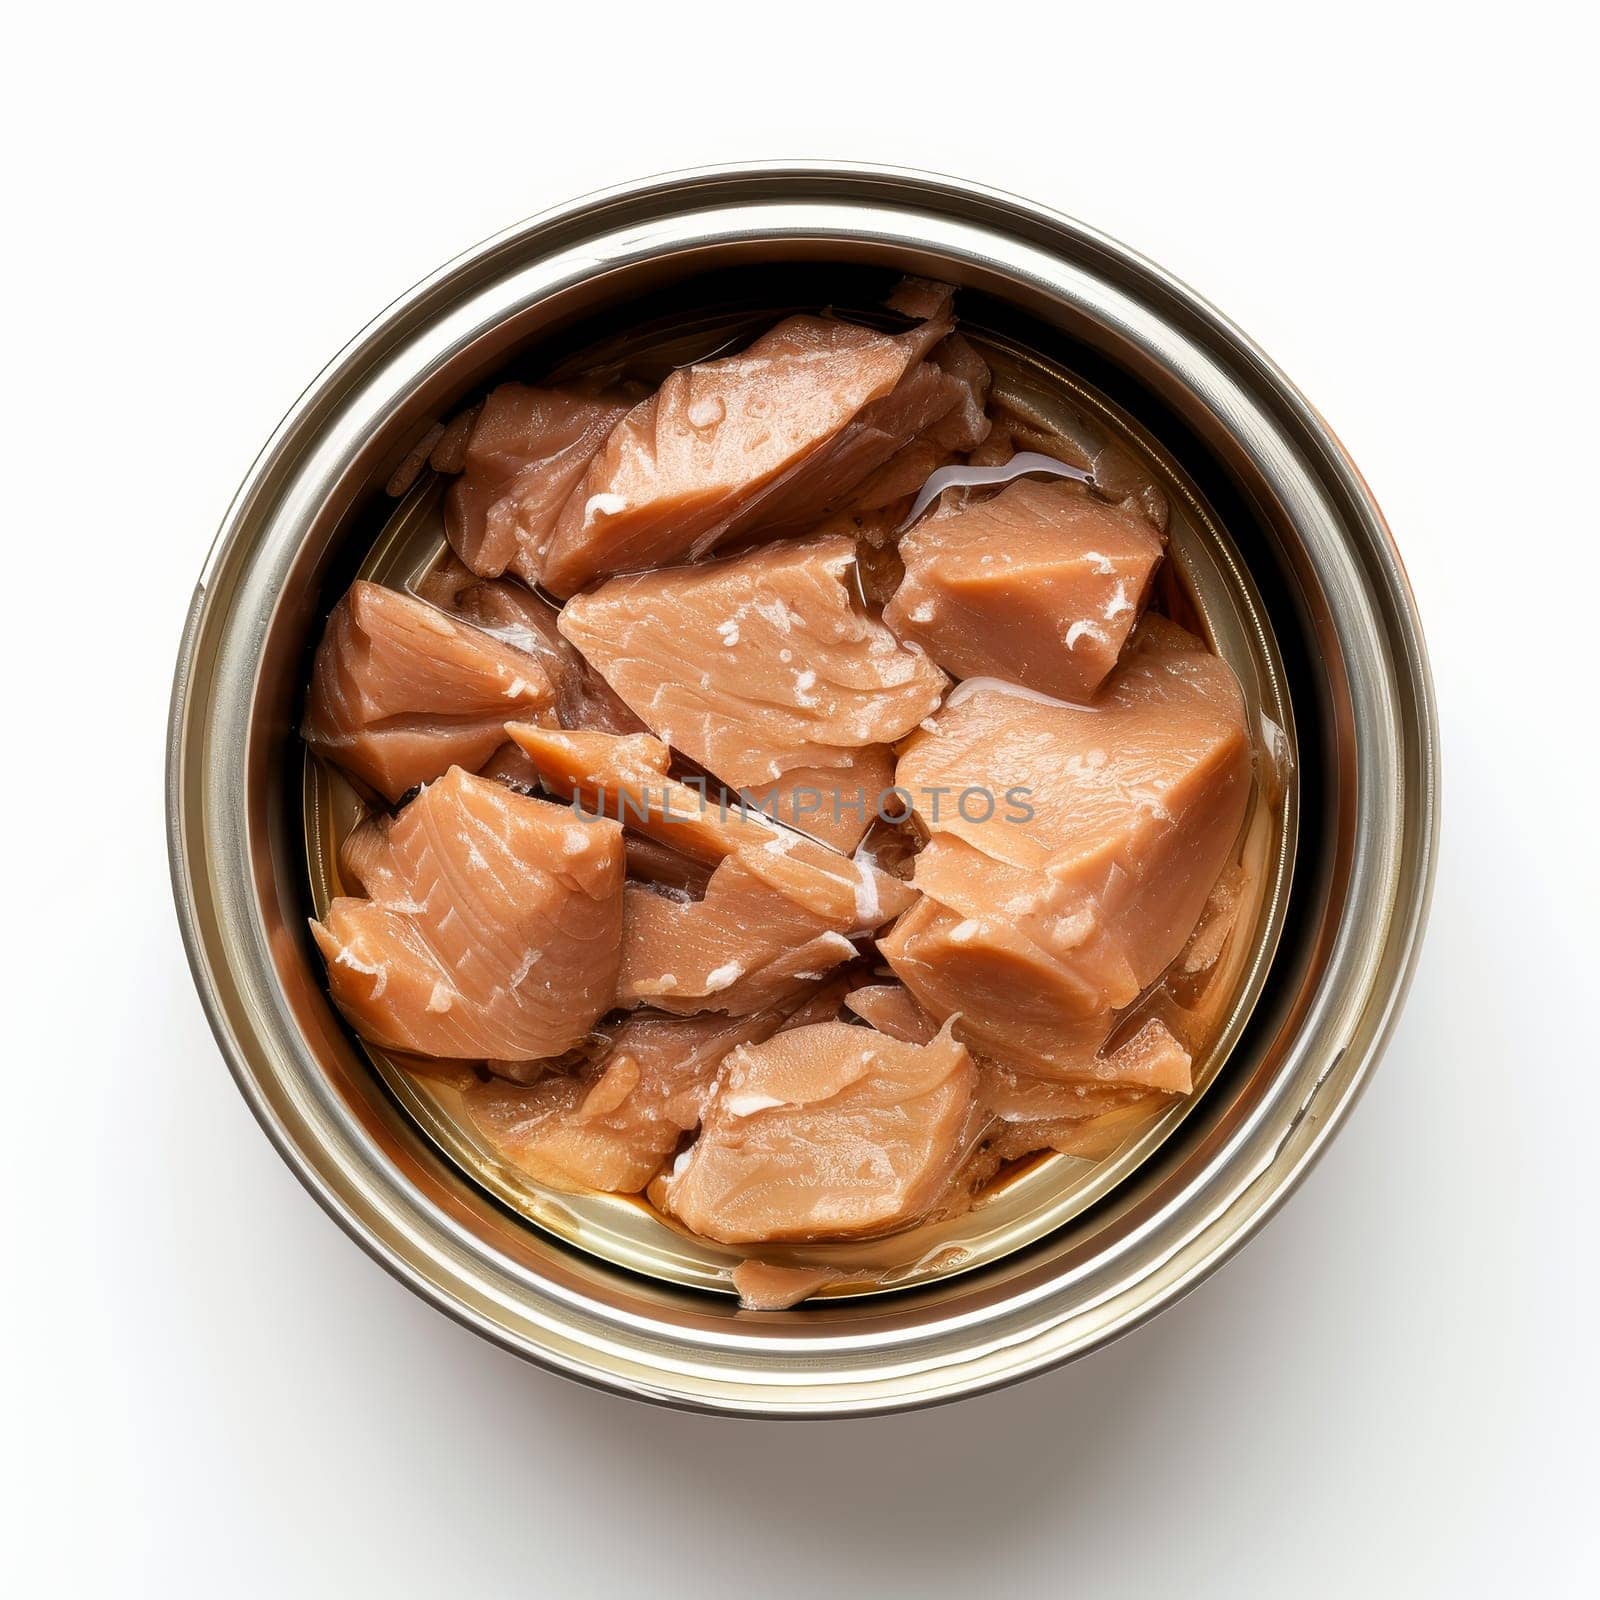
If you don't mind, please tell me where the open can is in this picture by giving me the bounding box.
[168,163,1437,1416]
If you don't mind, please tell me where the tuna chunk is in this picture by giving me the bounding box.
[845,982,1180,1182]
[558,535,946,803]
[775,973,861,1029]
[882,888,1200,1084]
[442,384,629,581]
[502,723,748,861]
[897,618,1250,882]
[302,581,555,803]
[730,1261,844,1310]
[844,982,939,1045]
[310,767,623,1060]
[882,618,1250,1074]
[502,724,915,924]
[986,1093,1168,1164]
[977,1019,1191,1116]
[623,834,715,899]
[537,297,960,596]
[414,559,645,738]
[619,863,864,1016]
[658,1019,978,1244]
[504,722,913,1015]
[1178,863,1247,978]
[848,983,1188,1112]
[883,477,1164,701]
[738,745,897,854]
[880,865,1125,1071]
[839,331,995,514]
[461,1009,785,1194]
[923,334,993,453]
[987,382,1171,532]
[736,327,990,534]
[847,437,955,515]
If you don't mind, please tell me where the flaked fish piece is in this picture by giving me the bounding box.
[883,619,1250,1073]
[506,721,912,1016]
[382,407,483,499]
[989,388,1171,532]
[336,807,399,896]
[620,862,864,1016]
[695,818,917,932]
[987,1093,1168,1164]
[559,534,946,788]
[883,477,1164,702]
[502,723,915,926]
[916,837,1142,1014]
[924,334,993,452]
[846,436,954,516]
[504,724,755,861]
[442,384,629,581]
[385,422,447,498]
[1179,863,1247,976]
[1144,835,1267,1057]
[658,1019,978,1244]
[538,297,959,596]
[738,745,896,853]
[845,331,994,515]
[847,982,1188,1106]
[967,427,1020,469]
[414,559,644,738]
[731,1261,847,1310]
[732,1260,883,1312]
[311,767,623,1060]
[775,972,860,1029]
[845,982,939,1045]
[737,328,991,537]
[461,1009,785,1194]
[898,616,1250,879]
[623,834,714,900]
[978,1019,1191,1116]
[302,582,555,803]
[429,406,480,476]
[467,966,857,1196]
[885,276,954,320]
[879,893,1115,1073]
[502,726,796,870]
[475,739,544,794]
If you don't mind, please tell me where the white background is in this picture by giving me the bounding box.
[6,3,1595,1595]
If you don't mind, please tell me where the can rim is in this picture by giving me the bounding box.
[167,161,1438,1416]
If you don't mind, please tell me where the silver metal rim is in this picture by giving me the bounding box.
[168,162,1438,1416]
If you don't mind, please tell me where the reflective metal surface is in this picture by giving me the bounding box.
[168,163,1438,1415]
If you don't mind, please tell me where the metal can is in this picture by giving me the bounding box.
[168,163,1438,1416]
